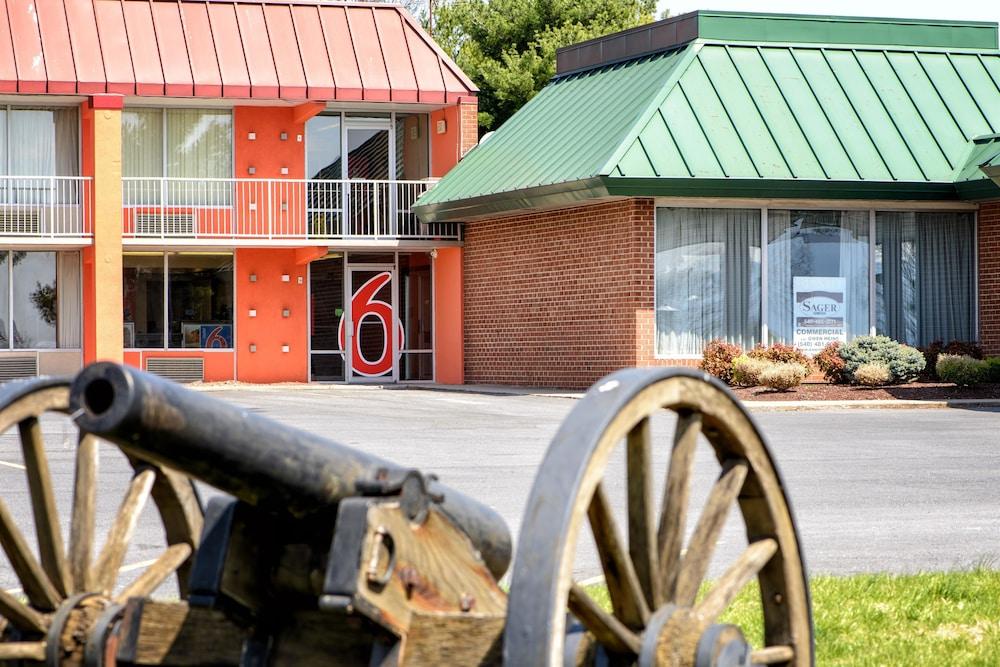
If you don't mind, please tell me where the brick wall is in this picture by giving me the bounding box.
[460,101,478,157]
[463,198,691,389]
[980,200,1000,355]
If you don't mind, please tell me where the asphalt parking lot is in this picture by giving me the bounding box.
[1,384,998,595]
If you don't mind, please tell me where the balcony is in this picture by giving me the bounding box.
[0,176,93,239]
[121,178,461,244]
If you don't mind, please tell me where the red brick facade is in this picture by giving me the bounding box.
[979,200,1000,355]
[460,102,479,157]
[463,198,695,389]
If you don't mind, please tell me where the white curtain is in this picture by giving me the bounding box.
[57,251,81,348]
[122,109,163,205]
[5,108,78,205]
[655,208,761,355]
[876,211,974,345]
[167,109,232,205]
[767,210,869,342]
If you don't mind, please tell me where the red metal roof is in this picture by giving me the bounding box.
[2,0,476,102]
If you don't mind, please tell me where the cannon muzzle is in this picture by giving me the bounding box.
[69,362,511,580]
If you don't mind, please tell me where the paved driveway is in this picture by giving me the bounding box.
[1,384,998,594]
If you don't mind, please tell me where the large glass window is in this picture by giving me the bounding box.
[399,252,433,380]
[655,206,977,357]
[876,212,975,346]
[0,107,78,205]
[123,253,233,349]
[0,251,80,349]
[655,208,761,356]
[767,210,869,343]
[122,108,232,205]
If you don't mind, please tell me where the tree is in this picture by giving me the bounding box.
[432,0,657,133]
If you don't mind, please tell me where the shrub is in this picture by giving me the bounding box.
[814,341,847,384]
[853,362,891,387]
[922,340,984,380]
[700,339,742,385]
[759,362,808,391]
[936,354,985,386]
[748,342,812,369]
[840,335,925,384]
[731,355,772,387]
[982,357,1000,383]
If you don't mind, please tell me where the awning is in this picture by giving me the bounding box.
[0,0,476,102]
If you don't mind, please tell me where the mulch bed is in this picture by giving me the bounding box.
[731,381,1000,401]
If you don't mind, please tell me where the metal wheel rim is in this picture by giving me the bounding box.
[504,367,813,667]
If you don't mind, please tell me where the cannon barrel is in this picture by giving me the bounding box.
[69,362,511,580]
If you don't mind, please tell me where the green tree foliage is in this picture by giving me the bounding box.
[432,0,657,132]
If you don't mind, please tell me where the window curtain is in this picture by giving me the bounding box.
[122,109,164,205]
[655,208,761,355]
[57,251,81,348]
[876,211,974,346]
[767,210,869,343]
[167,109,232,206]
[6,109,78,205]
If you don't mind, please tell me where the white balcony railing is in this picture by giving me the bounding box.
[122,178,461,242]
[0,176,92,237]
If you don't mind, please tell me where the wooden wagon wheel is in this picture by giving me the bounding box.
[0,377,203,664]
[505,368,813,667]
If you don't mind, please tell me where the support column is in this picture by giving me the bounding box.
[82,95,124,363]
[433,247,463,384]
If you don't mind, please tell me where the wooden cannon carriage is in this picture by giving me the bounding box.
[0,363,812,666]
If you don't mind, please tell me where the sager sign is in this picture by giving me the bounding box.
[793,276,847,356]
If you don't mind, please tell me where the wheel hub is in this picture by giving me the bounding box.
[639,604,752,667]
[45,593,114,666]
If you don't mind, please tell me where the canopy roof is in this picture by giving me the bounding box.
[415,10,1000,222]
[0,0,475,102]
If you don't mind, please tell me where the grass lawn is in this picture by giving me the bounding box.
[586,569,1000,665]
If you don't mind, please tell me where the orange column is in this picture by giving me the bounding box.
[433,247,463,384]
[82,95,124,363]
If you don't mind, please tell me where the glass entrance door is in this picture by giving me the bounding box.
[345,118,392,236]
[344,266,398,382]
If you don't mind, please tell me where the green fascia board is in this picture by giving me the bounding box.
[955,177,1000,199]
[602,176,962,200]
[696,11,998,50]
[414,46,693,210]
[953,134,1000,182]
[413,178,610,224]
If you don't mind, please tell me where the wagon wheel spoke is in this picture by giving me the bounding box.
[0,495,60,611]
[92,468,157,594]
[69,432,99,593]
[695,538,778,621]
[751,645,795,664]
[588,482,650,628]
[19,416,72,597]
[0,588,48,634]
[114,542,192,604]
[567,584,641,656]
[0,641,46,661]
[673,459,749,607]
[626,417,661,609]
[657,411,701,602]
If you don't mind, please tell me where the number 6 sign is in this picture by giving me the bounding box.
[338,272,404,377]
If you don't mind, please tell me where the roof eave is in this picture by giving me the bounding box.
[603,177,965,200]
[413,178,610,223]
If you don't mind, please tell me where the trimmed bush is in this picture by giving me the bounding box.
[922,340,984,380]
[748,342,812,369]
[759,362,808,391]
[701,339,742,385]
[936,354,985,386]
[731,355,772,387]
[982,357,1000,383]
[853,362,891,387]
[814,341,847,384]
[840,335,925,384]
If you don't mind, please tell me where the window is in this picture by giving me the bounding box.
[0,107,78,206]
[654,206,977,357]
[655,208,761,355]
[767,210,869,343]
[876,212,975,347]
[123,253,233,349]
[0,251,80,349]
[122,108,233,205]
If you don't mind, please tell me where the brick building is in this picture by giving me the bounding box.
[415,11,1000,388]
[0,0,478,384]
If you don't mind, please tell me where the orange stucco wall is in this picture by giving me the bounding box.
[123,350,236,382]
[234,106,308,180]
[430,106,462,177]
[235,248,310,383]
[433,247,463,384]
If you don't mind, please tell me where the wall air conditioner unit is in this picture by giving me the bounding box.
[135,213,195,236]
[146,357,205,383]
[0,210,40,235]
[0,356,38,380]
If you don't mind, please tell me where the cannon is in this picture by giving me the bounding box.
[0,363,812,666]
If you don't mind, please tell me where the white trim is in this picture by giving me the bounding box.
[760,207,768,345]
[868,209,877,336]
[654,196,979,211]
[974,210,980,342]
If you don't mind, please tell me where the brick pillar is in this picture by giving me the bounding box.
[83,95,124,363]
[979,201,1000,355]
[459,99,479,157]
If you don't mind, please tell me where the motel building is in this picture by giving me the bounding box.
[0,0,476,384]
[414,11,1000,388]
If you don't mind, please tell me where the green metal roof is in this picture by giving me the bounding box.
[415,15,1000,222]
[954,135,1000,182]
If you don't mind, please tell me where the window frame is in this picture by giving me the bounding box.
[0,250,82,351]
[0,105,80,177]
[304,111,432,182]
[652,202,979,359]
[123,251,236,352]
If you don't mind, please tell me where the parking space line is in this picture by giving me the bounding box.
[4,558,161,595]
[0,460,25,471]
